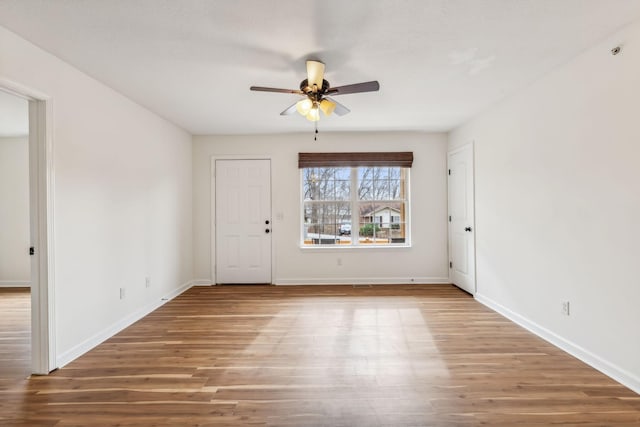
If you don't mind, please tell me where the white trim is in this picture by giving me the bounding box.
[210,157,215,284]
[274,277,450,285]
[0,281,31,287]
[31,97,57,374]
[0,79,50,101]
[56,281,194,368]
[192,279,214,286]
[299,168,305,246]
[447,143,474,157]
[1,78,57,376]
[299,244,412,251]
[475,293,640,395]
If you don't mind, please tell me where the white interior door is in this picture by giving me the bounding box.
[215,159,271,284]
[448,144,476,294]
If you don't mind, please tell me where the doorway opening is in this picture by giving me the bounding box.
[0,90,31,378]
[0,82,55,375]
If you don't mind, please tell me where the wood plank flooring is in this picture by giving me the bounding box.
[1,284,638,426]
[0,288,30,380]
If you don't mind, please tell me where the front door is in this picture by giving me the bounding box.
[215,159,271,284]
[448,144,476,294]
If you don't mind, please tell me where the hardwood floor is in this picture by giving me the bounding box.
[0,284,638,426]
[0,288,30,380]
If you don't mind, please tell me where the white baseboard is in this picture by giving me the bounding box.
[192,279,214,286]
[475,293,640,395]
[56,281,194,368]
[274,277,450,285]
[0,280,31,287]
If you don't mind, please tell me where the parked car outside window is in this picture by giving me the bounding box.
[339,223,351,235]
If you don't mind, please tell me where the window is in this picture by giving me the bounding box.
[299,152,412,247]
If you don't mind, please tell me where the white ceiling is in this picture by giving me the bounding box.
[1,0,639,135]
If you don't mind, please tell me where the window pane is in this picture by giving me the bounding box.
[335,179,350,200]
[335,202,351,225]
[303,202,351,245]
[389,179,401,199]
[357,201,406,245]
[358,178,373,200]
[319,179,336,200]
[358,167,404,201]
[304,203,334,226]
[358,203,379,243]
[303,167,350,201]
[302,165,408,247]
[378,167,390,179]
[334,168,350,180]
[374,178,391,200]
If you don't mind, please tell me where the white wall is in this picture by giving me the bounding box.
[0,25,193,366]
[449,21,640,391]
[193,132,448,285]
[0,136,30,286]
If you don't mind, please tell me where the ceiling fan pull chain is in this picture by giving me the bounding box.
[314,122,318,141]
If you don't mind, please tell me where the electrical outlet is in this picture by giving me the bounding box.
[561,301,570,316]
[145,277,151,288]
[119,287,126,300]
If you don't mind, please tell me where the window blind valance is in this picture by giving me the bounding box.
[298,152,413,168]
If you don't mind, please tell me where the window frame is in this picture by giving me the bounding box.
[300,165,411,249]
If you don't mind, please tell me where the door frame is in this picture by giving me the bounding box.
[447,142,477,294]
[210,155,274,285]
[0,78,57,374]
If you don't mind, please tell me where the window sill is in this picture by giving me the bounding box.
[299,243,412,251]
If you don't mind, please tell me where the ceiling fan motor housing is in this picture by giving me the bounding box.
[300,79,330,99]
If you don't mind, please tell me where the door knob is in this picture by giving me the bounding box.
[464,226,472,232]
[265,229,270,234]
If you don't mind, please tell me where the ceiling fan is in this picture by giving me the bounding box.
[250,60,380,122]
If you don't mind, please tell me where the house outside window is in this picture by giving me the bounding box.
[299,152,412,247]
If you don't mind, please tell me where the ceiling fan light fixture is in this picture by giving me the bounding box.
[319,99,336,116]
[296,98,313,115]
[306,60,325,88]
[306,107,320,122]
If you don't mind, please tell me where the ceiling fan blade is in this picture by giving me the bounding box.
[280,102,298,116]
[306,60,325,88]
[250,86,304,94]
[325,97,350,116]
[327,81,380,95]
